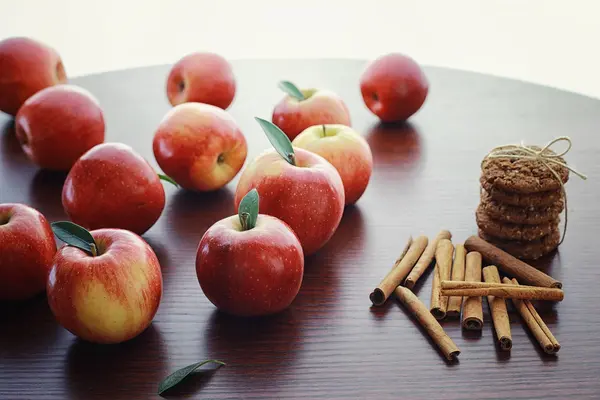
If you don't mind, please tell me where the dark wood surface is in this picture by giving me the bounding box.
[1,60,600,399]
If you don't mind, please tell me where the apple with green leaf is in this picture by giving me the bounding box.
[47,221,163,344]
[62,142,176,235]
[196,189,304,317]
[152,102,247,191]
[271,80,351,140]
[0,203,56,301]
[234,118,345,256]
[292,124,373,205]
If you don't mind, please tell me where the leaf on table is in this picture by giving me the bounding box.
[157,359,225,395]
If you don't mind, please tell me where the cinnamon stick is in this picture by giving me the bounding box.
[511,278,560,353]
[502,278,557,354]
[462,252,483,330]
[446,244,466,318]
[394,286,460,361]
[464,235,562,289]
[482,266,512,350]
[370,236,428,306]
[440,281,564,302]
[429,239,453,320]
[404,230,452,289]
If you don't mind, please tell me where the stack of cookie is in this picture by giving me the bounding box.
[476,146,569,260]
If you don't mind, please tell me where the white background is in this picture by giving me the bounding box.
[1,0,599,99]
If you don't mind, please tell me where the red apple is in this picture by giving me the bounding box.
[234,119,345,256]
[0,203,56,301]
[0,37,67,116]
[196,190,304,317]
[166,52,235,109]
[15,84,105,171]
[62,142,166,235]
[47,226,162,344]
[292,124,373,205]
[152,102,247,191]
[272,82,351,141]
[360,53,429,122]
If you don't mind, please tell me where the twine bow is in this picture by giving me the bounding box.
[482,136,587,244]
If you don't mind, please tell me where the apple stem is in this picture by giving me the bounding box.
[90,243,98,257]
[239,212,250,231]
[238,189,259,231]
[322,125,326,138]
[289,153,296,166]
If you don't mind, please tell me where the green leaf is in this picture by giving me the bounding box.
[158,360,225,395]
[158,174,179,188]
[238,189,259,231]
[51,221,98,257]
[278,80,305,101]
[255,117,296,165]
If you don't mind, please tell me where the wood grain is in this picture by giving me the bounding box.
[1,60,600,399]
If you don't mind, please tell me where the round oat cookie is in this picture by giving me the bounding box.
[480,178,563,207]
[480,189,564,225]
[481,146,569,193]
[478,228,560,260]
[475,205,558,241]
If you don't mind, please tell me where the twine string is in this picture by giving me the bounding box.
[482,136,587,245]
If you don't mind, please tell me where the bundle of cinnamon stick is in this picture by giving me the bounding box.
[370,232,563,360]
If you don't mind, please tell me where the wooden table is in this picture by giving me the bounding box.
[1,60,599,399]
